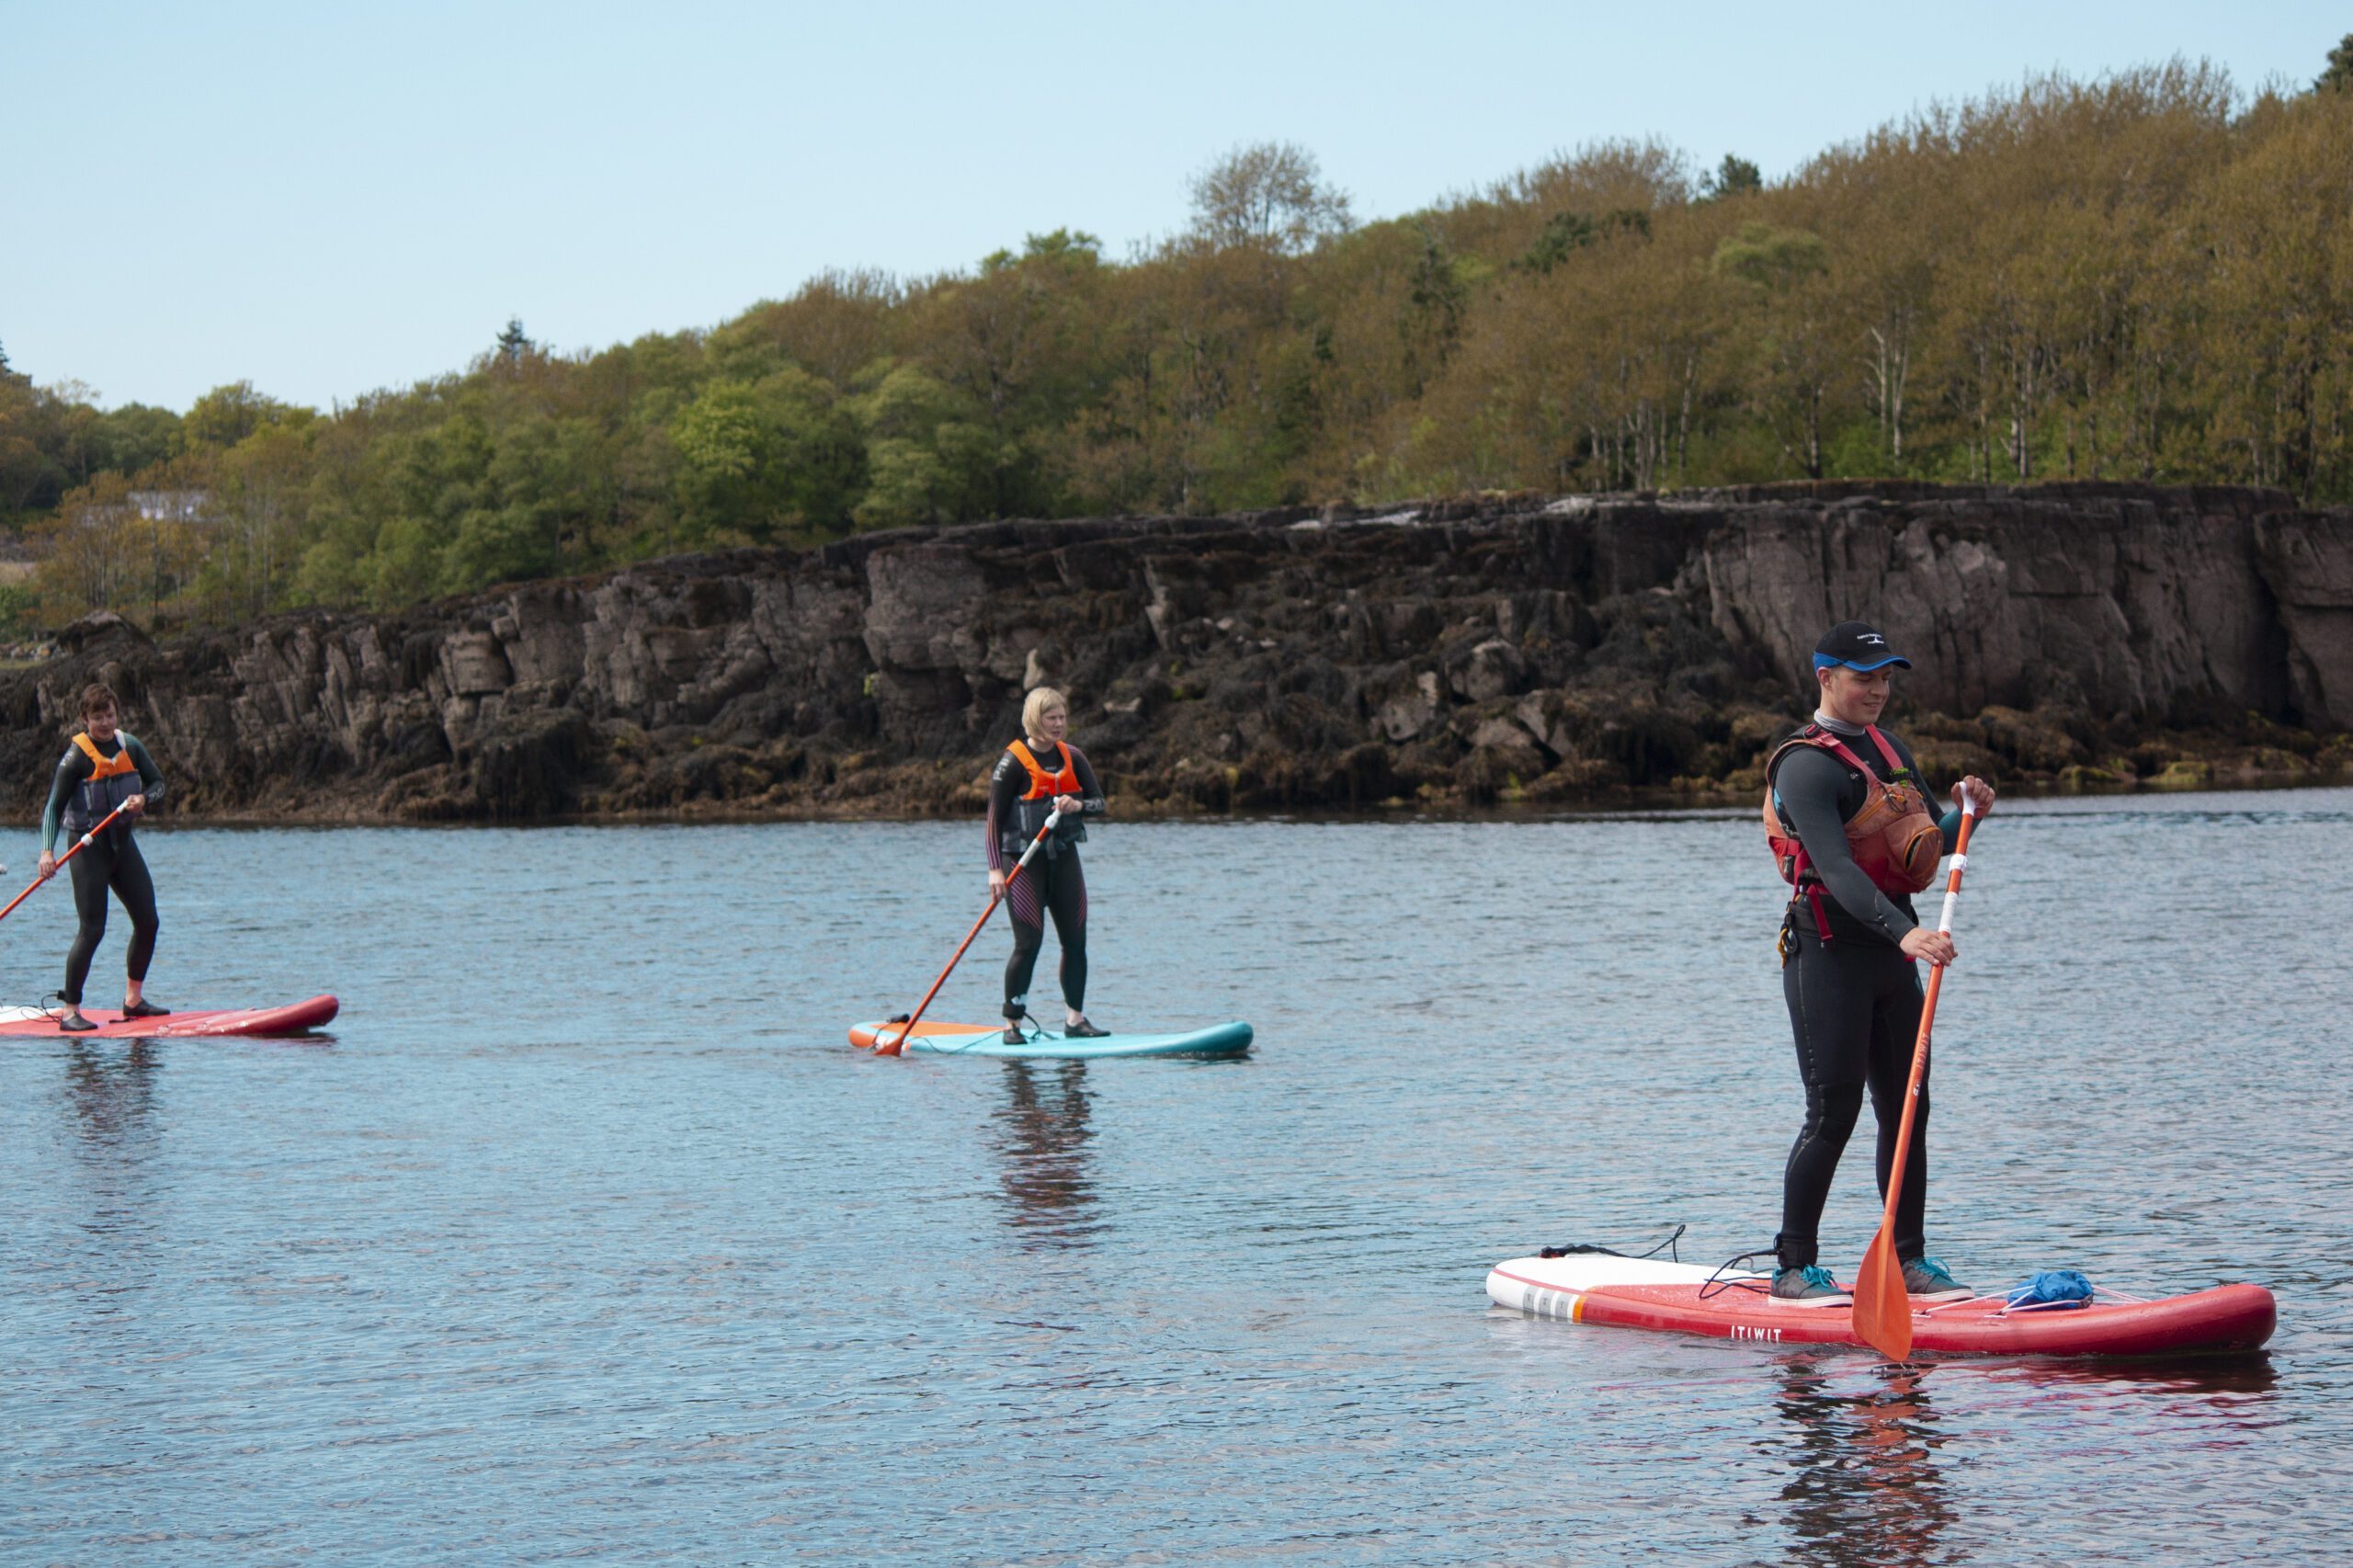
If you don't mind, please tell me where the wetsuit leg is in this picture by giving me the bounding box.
[1867,965,1929,1261]
[1043,852,1087,1014]
[1003,859,1048,1020]
[109,835,159,984]
[63,836,117,1006]
[1777,928,1888,1271]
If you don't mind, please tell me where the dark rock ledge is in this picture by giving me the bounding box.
[6,483,2348,824]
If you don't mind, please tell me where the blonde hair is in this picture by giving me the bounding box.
[1021,686,1068,737]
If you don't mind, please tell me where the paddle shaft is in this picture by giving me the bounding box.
[873,810,1061,1056]
[1852,802,1980,1361]
[0,801,135,925]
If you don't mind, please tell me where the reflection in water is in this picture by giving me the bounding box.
[1989,1352,2279,1402]
[1767,1358,1954,1568]
[61,1040,166,1292]
[991,1060,1099,1247]
[64,1040,161,1160]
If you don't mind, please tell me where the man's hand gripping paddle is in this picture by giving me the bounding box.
[870,811,1060,1057]
[0,801,133,926]
[1852,801,1980,1362]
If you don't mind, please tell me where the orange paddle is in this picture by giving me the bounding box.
[0,801,134,925]
[1852,801,1981,1362]
[871,810,1060,1057]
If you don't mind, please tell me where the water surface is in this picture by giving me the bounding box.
[2,790,2347,1563]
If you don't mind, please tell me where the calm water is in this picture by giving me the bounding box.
[2,790,2348,1564]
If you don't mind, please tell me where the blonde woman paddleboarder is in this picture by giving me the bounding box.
[986,688,1108,1045]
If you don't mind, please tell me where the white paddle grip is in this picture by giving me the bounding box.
[1014,810,1063,869]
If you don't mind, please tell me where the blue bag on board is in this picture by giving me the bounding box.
[2006,1270,2095,1311]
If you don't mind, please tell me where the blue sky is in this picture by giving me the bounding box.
[6,2,2344,413]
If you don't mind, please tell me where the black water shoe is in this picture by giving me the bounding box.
[1064,1017,1109,1039]
[59,1011,97,1033]
[121,999,170,1018]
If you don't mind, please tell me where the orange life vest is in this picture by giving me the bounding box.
[63,732,142,837]
[1007,739,1079,801]
[73,732,140,781]
[1762,724,1943,900]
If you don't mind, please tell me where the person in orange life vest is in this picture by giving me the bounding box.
[987,687,1108,1046]
[1762,621,1995,1306]
[39,682,168,1032]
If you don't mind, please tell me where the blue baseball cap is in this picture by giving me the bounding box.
[1813,620,1912,672]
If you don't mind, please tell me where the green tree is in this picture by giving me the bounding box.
[185,381,301,450]
[1711,222,1840,476]
[904,229,1109,517]
[708,270,900,389]
[207,419,314,617]
[495,317,534,366]
[1701,153,1765,199]
[848,363,1000,528]
[37,472,143,615]
[123,452,215,619]
[672,370,864,545]
[2319,33,2353,93]
[1188,142,1354,253]
[96,403,184,475]
[0,368,64,513]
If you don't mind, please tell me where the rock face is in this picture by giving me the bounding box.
[6,483,2348,823]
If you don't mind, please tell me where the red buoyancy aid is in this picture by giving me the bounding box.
[1762,724,1944,902]
[1007,739,1079,801]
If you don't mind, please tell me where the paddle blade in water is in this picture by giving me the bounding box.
[1852,1226,1914,1361]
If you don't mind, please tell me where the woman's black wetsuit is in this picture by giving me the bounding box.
[985,744,1107,1022]
[43,733,166,1008]
[1768,718,1960,1273]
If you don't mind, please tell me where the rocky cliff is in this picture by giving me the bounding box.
[6,483,2348,824]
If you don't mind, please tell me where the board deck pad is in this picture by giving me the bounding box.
[1487,1253,2275,1358]
[849,1018,1252,1060]
[0,994,339,1040]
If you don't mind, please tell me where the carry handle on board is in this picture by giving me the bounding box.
[871,810,1061,1057]
[0,801,134,926]
[1852,801,1980,1362]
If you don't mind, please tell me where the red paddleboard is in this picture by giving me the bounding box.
[1488,1254,2275,1358]
[0,994,339,1040]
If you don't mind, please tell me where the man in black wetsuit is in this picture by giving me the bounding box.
[1763,622,1995,1305]
[987,687,1108,1045]
[39,682,169,1032]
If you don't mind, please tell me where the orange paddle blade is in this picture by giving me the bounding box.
[1852,1225,1915,1361]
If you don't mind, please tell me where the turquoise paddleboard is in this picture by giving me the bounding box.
[849,1019,1253,1060]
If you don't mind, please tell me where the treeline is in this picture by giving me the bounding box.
[6,54,2353,631]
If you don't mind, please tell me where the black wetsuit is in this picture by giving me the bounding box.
[43,733,165,1008]
[985,743,1107,1022]
[1768,716,1961,1273]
